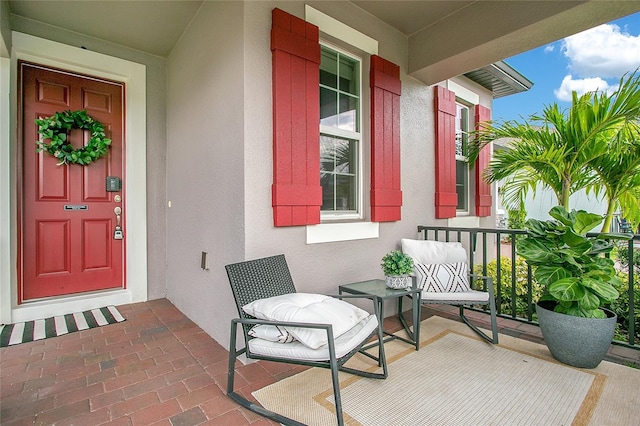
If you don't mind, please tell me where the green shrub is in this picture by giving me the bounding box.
[474,256,543,318]
[507,208,526,230]
[610,270,640,344]
[610,244,640,343]
[505,208,527,243]
[616,243,640,272]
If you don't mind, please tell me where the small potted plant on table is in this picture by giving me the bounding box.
[518,206,632,368]
[381,250,414,289]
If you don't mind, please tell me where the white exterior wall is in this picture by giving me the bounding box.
[523,189,608,221]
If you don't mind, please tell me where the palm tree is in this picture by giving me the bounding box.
[586,123,640,231]
[469,71,640,230]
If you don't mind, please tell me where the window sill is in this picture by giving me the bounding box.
[306,222,379,244]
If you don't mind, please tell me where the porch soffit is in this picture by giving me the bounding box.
[6,1,640,82]
[7,0,205,58]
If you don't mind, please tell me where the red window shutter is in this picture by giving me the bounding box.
[370,55,402,222]
[434,86,457,219]
[271,8,322,227]
[475,104,492,217]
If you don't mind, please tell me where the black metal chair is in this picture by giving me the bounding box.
[225,254,388,426]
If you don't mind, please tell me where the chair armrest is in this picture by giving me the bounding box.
[469,273,495,298]
[328,294,380,321]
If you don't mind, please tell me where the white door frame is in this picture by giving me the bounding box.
[0,32,148,323]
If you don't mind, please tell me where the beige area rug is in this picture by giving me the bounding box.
[252,316,640,426]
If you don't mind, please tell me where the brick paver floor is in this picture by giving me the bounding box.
[1,298,638,425]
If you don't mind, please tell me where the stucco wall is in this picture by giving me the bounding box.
[7,0,497,348]
[9,16,168,301]
[168,1,496,348]
[241,1,495,293]
[242,2,418,286]
[165,1,246,341]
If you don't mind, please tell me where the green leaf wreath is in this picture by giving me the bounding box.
[35,110,112,165]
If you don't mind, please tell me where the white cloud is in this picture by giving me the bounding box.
[543,44,555,53]
[553,75,615,102]
[562,23,640,78]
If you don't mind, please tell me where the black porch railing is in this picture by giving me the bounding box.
[416,225,639,350]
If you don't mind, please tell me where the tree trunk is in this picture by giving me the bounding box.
[560,177,571,210]
[601,201,617,233]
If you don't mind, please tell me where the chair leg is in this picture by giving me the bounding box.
[227,322,239,397]
[328,341,345,426]
[459,304,498,344]
[488,296,499,344]
[376,313,388,377]
[339,323,388,379]
[226,321,305,426]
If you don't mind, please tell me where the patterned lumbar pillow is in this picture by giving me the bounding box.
[415,262,470,292]
[248,324,297,343]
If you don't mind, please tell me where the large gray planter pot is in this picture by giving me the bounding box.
[536,301,616,369]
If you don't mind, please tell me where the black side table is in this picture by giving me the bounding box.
[339,279,421,351]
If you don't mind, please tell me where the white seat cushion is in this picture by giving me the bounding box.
[247,315,378,361]
[421,289,490,303]
[401,239,467,264]
[243,293,370,349]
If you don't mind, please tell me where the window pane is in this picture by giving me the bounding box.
[320,87,338,127]
[320,134,357,212]
[455,104,469,157]
[455,101,470,211]
[320,49,338,88]
[321,173,335,210]
[339,55,359,95]
[456,160,468,210]
[335,175,356,210]
[338,94,358,132]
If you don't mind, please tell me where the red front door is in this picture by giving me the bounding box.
[19,62,125,302]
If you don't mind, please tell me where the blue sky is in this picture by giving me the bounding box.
[493,12,640,123]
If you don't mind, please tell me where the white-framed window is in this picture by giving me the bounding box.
[305,5,380,243]
[455,100,473,213]
[319,44,362,220]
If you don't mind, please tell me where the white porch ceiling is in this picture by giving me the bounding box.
[7,0,205,57]
[6,0,640,84]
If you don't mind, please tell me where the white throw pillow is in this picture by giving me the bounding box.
[415,262,471,293]
[242,293,370,349]
[401,239,467,265]
[248,324,297,343]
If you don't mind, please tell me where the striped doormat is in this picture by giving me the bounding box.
[0,306,125,347]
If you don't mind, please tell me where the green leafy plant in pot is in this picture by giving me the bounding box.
[381,250,414,289]
[518,206,632,368]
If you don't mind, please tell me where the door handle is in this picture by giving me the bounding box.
[113,207,123,240]
[114,206,122,226]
